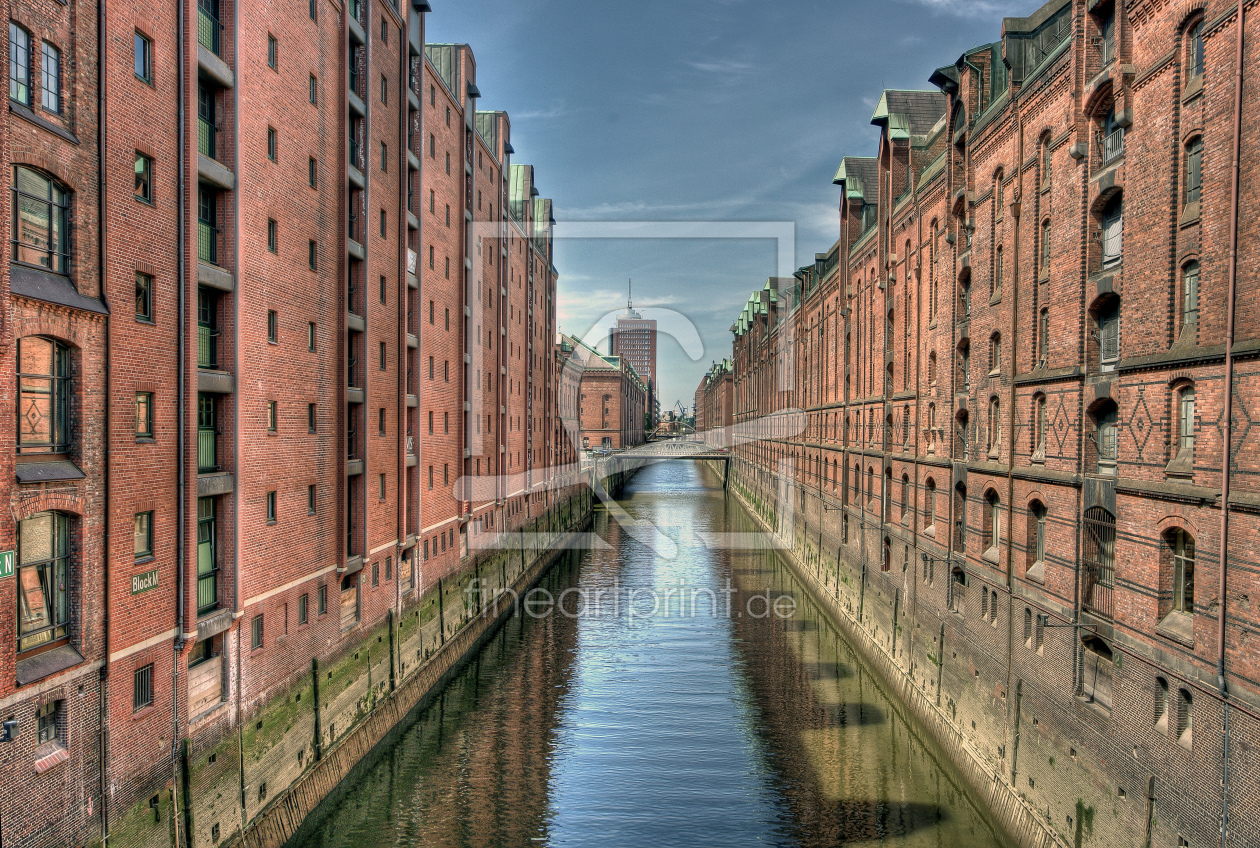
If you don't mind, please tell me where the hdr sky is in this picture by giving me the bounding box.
[427,0,1045,413]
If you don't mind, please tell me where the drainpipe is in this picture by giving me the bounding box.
[173,0,189,843]
[97,0,112,840]
[1004,95,1024,783]
[1217,6,1246,846]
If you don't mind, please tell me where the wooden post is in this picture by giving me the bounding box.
[311,657,323,760]
[437,577,445,645]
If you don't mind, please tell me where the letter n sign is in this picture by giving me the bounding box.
[0,551,12,579]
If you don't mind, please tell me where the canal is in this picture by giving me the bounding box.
[288,461,1012,847]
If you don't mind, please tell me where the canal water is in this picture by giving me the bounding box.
[289,462,1012,847]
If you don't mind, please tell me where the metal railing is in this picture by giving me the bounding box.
[198,116,218,160]
[197,5,223,57]
[198,219,218,264]
[348,211,359,243]
[197,428,218,472]
[197,570,219,613]
[348,353,360,388]
[347,425,359,460]
[197,324,218,369]
[349,130,361,170]
[1101,128,1124,166]
[406,435,415,455]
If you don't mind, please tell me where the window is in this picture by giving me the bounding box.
[380,208,386,236]
[136,392,154,438]
[134,272,154,321]
[949,567,966,615]
[17,511,70,651]
[18,337,71,454]
[267,127,277,161]
[309,0,316,20]
[309,74,317,104]
[1029,501,1047,575]
[267,309,278,343]
[1040,219,1051,276]
[308,156,317,188]
[1171,528,1195,614]
[308,239,317,270]
[13,167,69,273]
[266,491,277,523]
[267,34,277,69]
[1177,688,1193,747]
[429,133,435,157]
[35,700,60,745]
[1184,137,1202,208]
[134,511,154,559]
[9,23,30,104]
[1038,308,1049,366]
[380,74,387,103]
[1082,507,1116,617]
[378,407,385,435]
[378,474,386,500]
[1182,261,1200,329]
[1033,394,1046,460]
[379,275,386,304]
[1101,195,1123,267]
[1155,677,1169,729]
[134,152,153,202]
[1100,107,1124,165]
[993,246,1002,298]
[1080,636,1114,710]
[985,491,1001,553]
[40,42,59,112]
[251,614,263,650]
[1041,137,1051,188]
[1177,387,1196,459]
[445,151,450,174]
[1098,298,1120,366]
[307,483,316,515]
[134,31,153,83]
[379,341,386,370]
[989,333,1002,374]
[1188,22,1205,79]
[267,400,277,432]
[380,141,387,172]
[1094,404,1119,475]
[925,478,936,528]
[318,584,327,615]
[134,664,154,711]
[267,218,277,252]
[298,593,308,626]
[987,396,1001,455]
[307,321,316,352]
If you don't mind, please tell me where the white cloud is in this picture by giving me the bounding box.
[898,0,1039,19]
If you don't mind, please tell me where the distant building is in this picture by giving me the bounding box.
[562,334,647,450]
[610,287,658,425]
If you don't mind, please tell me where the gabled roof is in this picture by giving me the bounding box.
[832,157,879,206]
[870,90,948,140]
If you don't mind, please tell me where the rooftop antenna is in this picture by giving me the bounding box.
[627,278,633,310]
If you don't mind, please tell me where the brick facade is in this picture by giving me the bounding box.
[0,0,569,845]
[724,2,1260,846]
[560,334,647,451]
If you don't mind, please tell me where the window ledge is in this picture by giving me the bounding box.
[1026,561,1046,584]
[989,292,1002,306]
[136,437,157,444]
[1165,453,1194,479]
[9,100,79,144]
[16,643,84,686]
[131,704,156,721]
[33,741,69,774]
[1179,202,1200,228]
[1183,74,1204,102]
[1156,610,1194,647]
[1031,448,1046,464]
[982,546,1000,565]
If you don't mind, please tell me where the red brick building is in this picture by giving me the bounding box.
[726,2,1260,847]
[696,359,733,448]
[561,334,646,451]
[0,1,568,844]
[610,293,658,425]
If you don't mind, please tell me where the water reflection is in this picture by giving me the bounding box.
[288,462,1010,848]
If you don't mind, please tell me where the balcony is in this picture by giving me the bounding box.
[197,324,218,369]
[198,219,219,265]
[197,569,219,614]
[197,4,223,57]
[198,115,218,160]
[198,427,218,473]
[1100,128,1124,167]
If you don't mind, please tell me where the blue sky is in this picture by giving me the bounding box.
[427,0,1045,412]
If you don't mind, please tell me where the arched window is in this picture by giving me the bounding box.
[927,403,937,454]
[1033,394,1047,460]
[953,483,967,551]
[1101,107,1125,165]
[1040,218,1052,277]
[993,245,1003,298]
[1184,137,1203,210]
[1093,401,1119,474]
[1097,297,1121,367]
[989,333,1002,374]
[1101,194,1124,267]
[995,171,1004,217]
[17,336,71,454]
[950,566,966,614]
[1188,21,1205,79]
[928,351,938,386]
[984,490,1001,553]
[1041,136,1052,189]
[1181,260,1200,331]
[17,510,71,652]
[1024,607,1034,645]
[959,271,972,317]
[1028,500,1047,578]
[882,537,891,572]
[1155,677,1170,730]
[1164,528,1196,616]
[1081,636,1114,710]
[13,166,70,273]
[959,339,971,390]
[1175,385,1196,462]
[1177,688,1193,747]
[987,396,1001,456]
[1038,307,1050,367]
[925,478,937,529]
[901,473,910,522]
[1083,507,1116,617]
